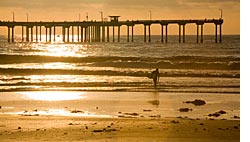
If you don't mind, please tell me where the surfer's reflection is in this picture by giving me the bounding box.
[148,91,160,107]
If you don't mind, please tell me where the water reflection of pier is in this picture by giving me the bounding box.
[0,16,223,43]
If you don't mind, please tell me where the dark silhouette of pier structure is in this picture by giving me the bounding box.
[0,16,223,43]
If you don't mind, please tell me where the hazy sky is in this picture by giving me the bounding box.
[0,0,240,35]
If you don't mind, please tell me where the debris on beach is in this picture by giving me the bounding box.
[208,110,227,117]
[170,120,179,124]
[234,126,239,129]
[217,110,226,114]
[70,110,84,113]
[104,128,117,132]
[93,128,117,133]
[183,99,206,106]
[233,115,240,119]
[143,109,152,112]
[20,114,40,116]
[149,115,161,118]
[68,123,80,126]
[148,100,160,106]
[123,112,139,116]
[208,113,220,117]
[178,108,193,112]
[92,122,97,125]
[93,129,103,132]
[19,110,40,116]
[118,112,140,118]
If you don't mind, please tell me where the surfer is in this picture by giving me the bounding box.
[148,68,160,88]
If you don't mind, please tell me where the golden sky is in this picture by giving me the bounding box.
[0,0,240,35]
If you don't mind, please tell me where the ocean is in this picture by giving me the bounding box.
[0,35,240,93]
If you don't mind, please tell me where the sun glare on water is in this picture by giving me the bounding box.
[42,43,87,57]
[22,91,84,101]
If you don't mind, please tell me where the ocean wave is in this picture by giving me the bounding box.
[0,54,239,63]
[0,68,240,78]
[0,54,240,70]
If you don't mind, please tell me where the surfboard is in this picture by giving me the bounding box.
[147,72,153,79]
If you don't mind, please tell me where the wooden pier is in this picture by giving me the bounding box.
[0,16,223,43]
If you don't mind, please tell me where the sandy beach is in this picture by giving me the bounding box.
[0,114,240,142]
[0,91,240,141]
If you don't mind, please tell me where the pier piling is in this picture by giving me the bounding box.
[7,27,10,42]
[31,27,33,42]
[81,27,84,42]
[179,24,181,43]
[183,25,185,43]
[127,26,129,42]
[165,25,168,43]
[196,25,199,43]
[54,26,56,42]
[118,26,120,42]
[201,24,203,43]
[161,25,163,43]
[36,26,38,42]
[148,25,151,42]
[39,26,42,42]
[132,26,134,42]
[144,25,146,42]
[113,26,115,42]
[26,26,29,42]
[22,26,24,42]
[107,26,109,42]
[12,27,14,42]
[72,26,74,42]
[219,24,222,43]
[62,27,65,42]
[215,24,218,43]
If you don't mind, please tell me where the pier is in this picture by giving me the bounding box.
[0,16,223,43]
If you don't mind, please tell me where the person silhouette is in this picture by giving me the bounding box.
[151,68,160,88]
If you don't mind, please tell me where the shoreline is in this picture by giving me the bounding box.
[0,88,240,94]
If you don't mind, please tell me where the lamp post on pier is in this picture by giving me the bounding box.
[100,11,103,22]
[86,12,88,21]
[26,13,29,22]
[219,9,223,19]
[12,12,15,22]
[149,10,152,20]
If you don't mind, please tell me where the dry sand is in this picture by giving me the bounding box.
[0,114,239,142]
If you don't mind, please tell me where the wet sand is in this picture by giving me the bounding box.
[0,91,240,141]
